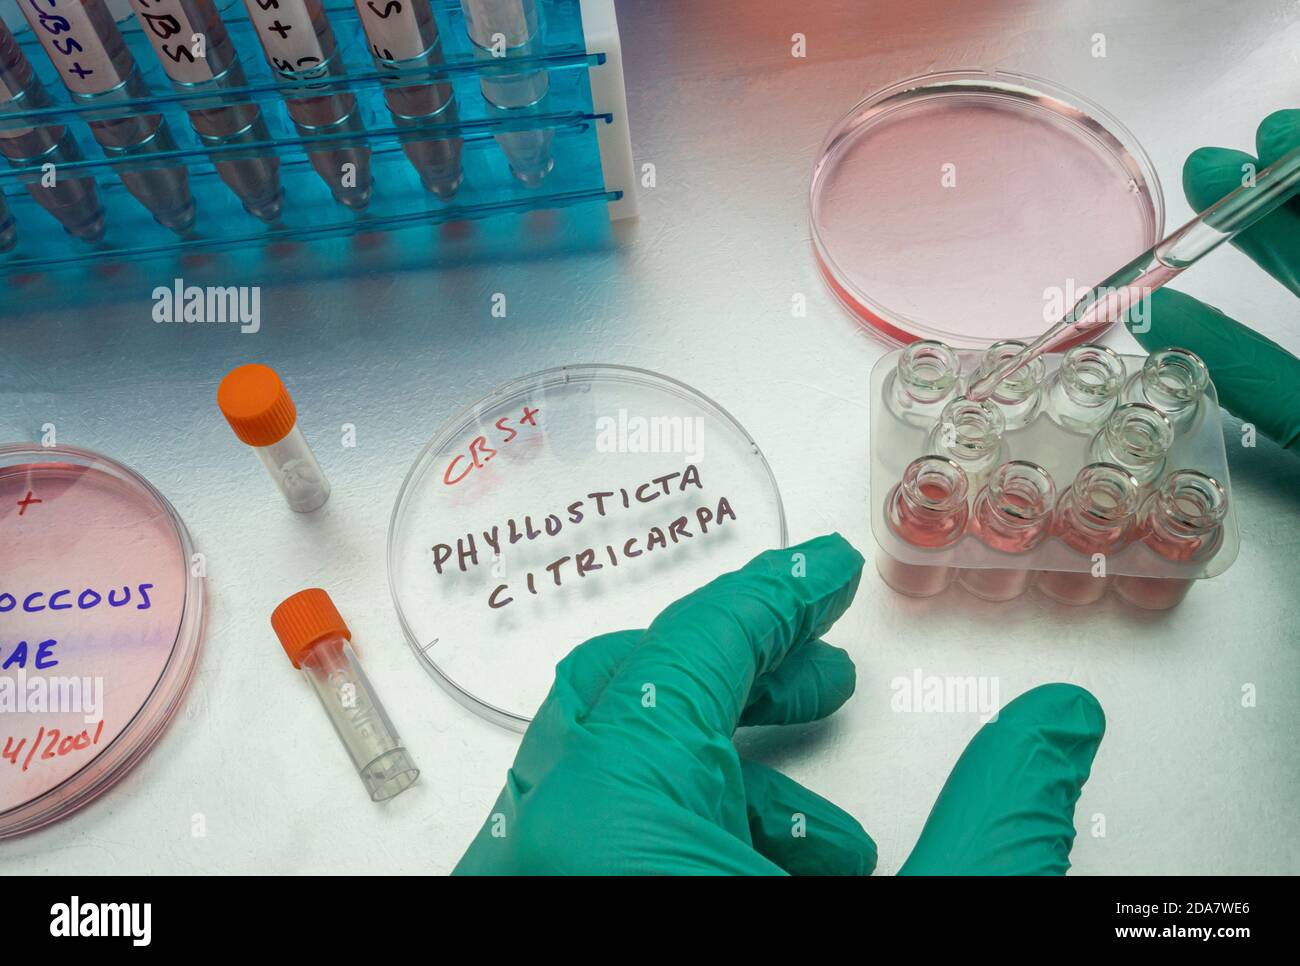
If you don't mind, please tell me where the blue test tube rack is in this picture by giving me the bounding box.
[0,0,635,281]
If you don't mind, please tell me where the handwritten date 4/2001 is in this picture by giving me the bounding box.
[2,720,105,772]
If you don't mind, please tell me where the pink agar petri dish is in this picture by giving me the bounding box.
[811,70,1164,348]
[0,444,204,838]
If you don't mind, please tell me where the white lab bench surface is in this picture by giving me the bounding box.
[2,0,1298,874]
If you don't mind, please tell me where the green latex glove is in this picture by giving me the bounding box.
[455,533,1105,875]
[1126,109,1300,452]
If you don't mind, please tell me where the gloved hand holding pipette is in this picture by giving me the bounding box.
[1125,110,1300,454]
[455,534,1105,876]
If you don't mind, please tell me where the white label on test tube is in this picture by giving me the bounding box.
[242,0,328,76]
[354,0,430,62]
[18,0,123,95]
[129,0,219,85]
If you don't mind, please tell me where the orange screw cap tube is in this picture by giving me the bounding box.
[272,589,419,801]
[218,364,330,512]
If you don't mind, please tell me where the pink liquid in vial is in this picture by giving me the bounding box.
[1036,463,1139,606]
[877,457,969,598]
[958,461,1055,602]
[1116,571,1193,610]
[1115,471,1227,610]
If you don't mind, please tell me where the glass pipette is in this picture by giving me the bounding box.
[966,143,1300,403]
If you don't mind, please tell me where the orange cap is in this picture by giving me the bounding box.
[218,364,297,446]
[271,588,350,668]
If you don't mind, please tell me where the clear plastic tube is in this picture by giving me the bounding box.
[253,423,330,512]
[1044,342,1125,435]
[1115,470,1227,610]
[272,589,419,802]
[1088,402,1174,487]
[462,0,538,44]
[958,460,1055,601]
[300,638,418,801]
[218,363,331,512]
[353,0,464,198]
[885,339,961,427]
[460,0,553,186]
[0,18,106,241]
[242,0,372,209]
[1037,461,1140,605]
[877,455,969,597]
[130,0,284,221]
[17,0,196,231]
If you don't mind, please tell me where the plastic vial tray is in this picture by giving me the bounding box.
[869,348,1240,589]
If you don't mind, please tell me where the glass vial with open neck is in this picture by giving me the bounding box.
[1037,461,1140,605]
[1124,346,1210,433]
[958,460,1056,602]
[1046,343,1125,435]
[1089,402,1174,487]
[1116,470,1228,610]
[877,456,969,597]
[218,364,330,512]
[926,397,1007,491]
[885,340,962,427]
[969,340,1047,430]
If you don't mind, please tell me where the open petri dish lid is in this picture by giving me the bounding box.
[811,69,1165,349]
[0,444,204,838]
[388,365,787,730]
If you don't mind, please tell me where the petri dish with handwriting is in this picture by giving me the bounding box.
[388,365,787,730]
[0,444,204,838]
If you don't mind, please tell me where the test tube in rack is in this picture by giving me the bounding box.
[18,0,196,232]
[460,0,554,186]
[0,17,106,242]
[0,190,15,250]
[352,0,463,199]
[129,0,284,222]
[241,0,372,210]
